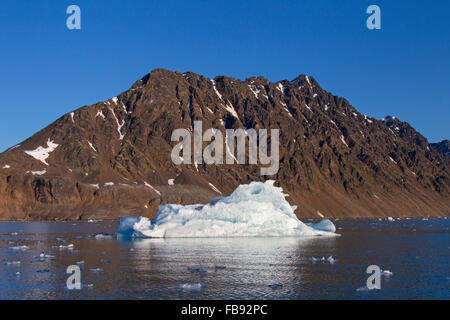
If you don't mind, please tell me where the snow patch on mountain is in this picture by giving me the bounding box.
[24,139,59,166]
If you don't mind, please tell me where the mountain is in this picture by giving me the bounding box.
[431,140,450,156]
[0,69,448,220]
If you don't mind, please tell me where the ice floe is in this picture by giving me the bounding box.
[53,244,74,250]
[382,270,394,277]
[309,256,338,264]
[179,283,203,291]
[116,180,338,238]
[94,233,113,240]
[9,245,29,251]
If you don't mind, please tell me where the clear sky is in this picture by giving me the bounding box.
[0,0,448,151]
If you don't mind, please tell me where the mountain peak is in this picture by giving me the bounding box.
[0,69,448,220]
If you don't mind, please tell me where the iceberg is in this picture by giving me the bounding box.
[305,219,336,233]
[116,181,338,238]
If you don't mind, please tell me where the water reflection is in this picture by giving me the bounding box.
[0,219,448,299]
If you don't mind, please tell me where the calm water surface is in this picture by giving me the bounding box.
[0,218,448,299]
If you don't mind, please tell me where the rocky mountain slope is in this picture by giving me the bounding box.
[0,69,448,220]
[431,140,450,156]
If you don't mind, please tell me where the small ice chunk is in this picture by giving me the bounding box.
[9,245,29,251]
[179,283,203,291]
[382,270,394,277]
[54,244,74,250]
[94,233,113,240]
[327,256,337,264]
[356,286,370,292]
[168,179,175,186]
[306,219,336,233]
[214,265,226,270]
[187,267,207,275]
[90,268,103,273]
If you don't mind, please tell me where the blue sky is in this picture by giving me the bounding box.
[0,0,448,151]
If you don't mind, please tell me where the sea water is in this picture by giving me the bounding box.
[0,218,448,299]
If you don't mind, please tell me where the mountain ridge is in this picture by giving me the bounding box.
[0,68,448,220]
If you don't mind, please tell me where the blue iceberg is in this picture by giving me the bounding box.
[116,181,338,238]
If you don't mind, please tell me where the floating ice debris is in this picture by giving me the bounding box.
[88,219,95,223]
[117,181,338,238]
[268,284,283,290]
[356,286,370,292]
[327,256,337,264]
[36,269,50,273]
[6,261,21,265]
[387,217,394,221]
[90,268,103,273]
[10,232,18,236]
[94,233,113,240]
[179,283,203,291]
[214,265,226,270]
[382,270,394,277]
[54,244,74,250]
[76,261,85,265]
[188,267,207,275]
[309,256,324,263]
[15,272,21,276]
[9,245,29,251]
[305,219,336,233]
[309,256,337,264]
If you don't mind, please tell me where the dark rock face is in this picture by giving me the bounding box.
[0,69,449,220]
[431,140,450,156]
